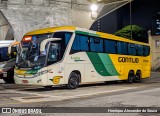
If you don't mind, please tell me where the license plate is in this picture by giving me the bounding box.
[22,80,28,83]
[3,73,7,77]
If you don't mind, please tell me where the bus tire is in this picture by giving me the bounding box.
[3,77,15,83]
[135,71,141,83]
[3,70,15,84]
[43,86,53,88]
[127,71,134,83]
[67,72,79,89]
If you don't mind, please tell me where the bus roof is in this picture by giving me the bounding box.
[25,26,149,46]
[25,26,76,36]
[0,40,16,48]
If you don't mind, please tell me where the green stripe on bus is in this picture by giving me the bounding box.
[86,52,120,76]
[26,69,39,74]
[86,52,110,76]
[75,31,100,37]
[98,53,120,76]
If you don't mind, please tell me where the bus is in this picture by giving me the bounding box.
[0,41,20,83]
[0,41,15,62]
[14,26,150,89]
[0,41,19,83]
[1,42,19,83]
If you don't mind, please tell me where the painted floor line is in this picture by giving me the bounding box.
[6,90,65,98]
[8,87,138,99]
[9,87,139,103]
[64,87,138,99]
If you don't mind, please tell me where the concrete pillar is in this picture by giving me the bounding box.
[0,0,99,41]
[148,30,154,68]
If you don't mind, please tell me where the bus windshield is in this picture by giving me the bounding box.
[16,32,72,69]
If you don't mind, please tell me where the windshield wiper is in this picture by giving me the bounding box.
[17,58,30,67]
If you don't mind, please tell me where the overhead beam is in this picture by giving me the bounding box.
[94,0,133,21]
[88,0,132,4]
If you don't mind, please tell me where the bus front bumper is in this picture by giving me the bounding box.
[14,74,47,86]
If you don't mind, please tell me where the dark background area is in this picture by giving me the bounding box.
[90,0,160,36]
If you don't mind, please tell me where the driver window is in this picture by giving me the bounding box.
[48,43,61,65]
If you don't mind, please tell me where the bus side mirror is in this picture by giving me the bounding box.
[8,42,20,55]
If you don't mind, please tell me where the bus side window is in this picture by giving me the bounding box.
[122,42,128,55]
[143,46,150,56]
[137,45,143,56]
[71,34,89,53]
[117,42,121,54]
[53,32,72,49]
[117,42,128,55]
[104,40,117,54]
[65,33,72,46]
[80,35,89,51]
[90,37,103,53]
[128,43,136,56]
[71,35,81,51]
[1,47,9,61]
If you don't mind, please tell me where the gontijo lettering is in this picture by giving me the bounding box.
[118,57,139,63]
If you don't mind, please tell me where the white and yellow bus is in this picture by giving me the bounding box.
[14,26,150,89]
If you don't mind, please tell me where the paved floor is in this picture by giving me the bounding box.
[0,79,154,105]
[0,72,160,116]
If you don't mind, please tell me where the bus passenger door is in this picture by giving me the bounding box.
[47,43,64,85]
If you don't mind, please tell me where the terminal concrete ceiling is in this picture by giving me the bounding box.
[0,11,14,40]
[0,12,7,27]
[0,0,14,40]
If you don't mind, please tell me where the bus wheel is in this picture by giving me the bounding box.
[3,77,15,83]
[67,72,79,89]
[127,71,134,83]
[3,70,15,84]
[135,72,141,83]
[43,86,53,88]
